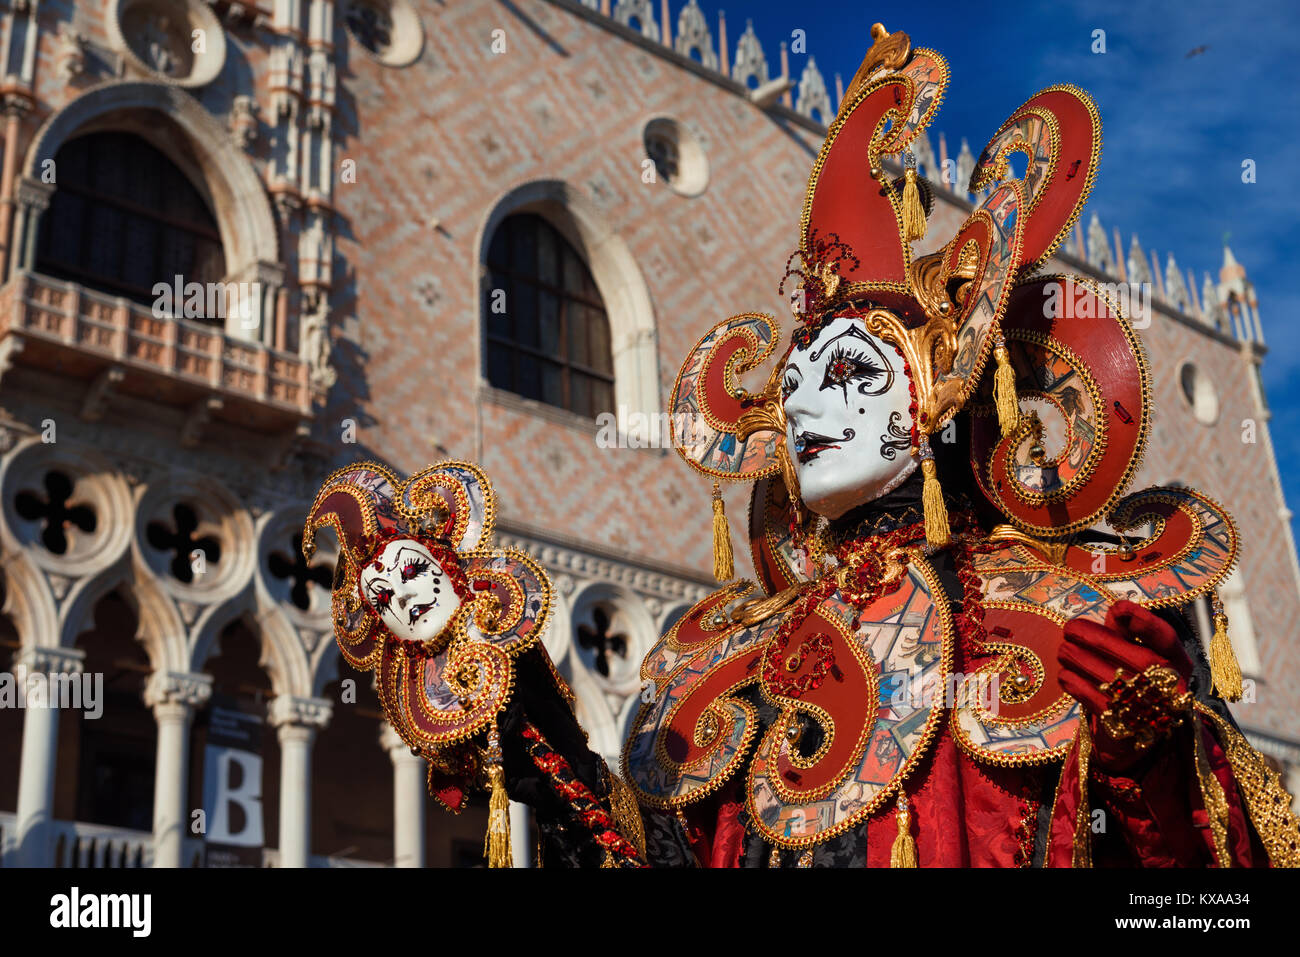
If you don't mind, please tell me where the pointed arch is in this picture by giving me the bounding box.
[16,81,283,341]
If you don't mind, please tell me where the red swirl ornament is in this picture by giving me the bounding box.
[1014,487,1239,608]
[668,313,783,481]
[970,85,1102,272]
[970,275,1150,536]
[746,473,818,596]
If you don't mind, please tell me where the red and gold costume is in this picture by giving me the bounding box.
[306,24,1300,868]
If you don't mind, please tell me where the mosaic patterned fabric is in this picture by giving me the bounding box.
[670,313,783,480]
[953,558,1105,763]
[1052,487,1237,608]
[746,565,949,845]
[624,507,1238,837]
[624,584,782,806]
[971,276,1150,537]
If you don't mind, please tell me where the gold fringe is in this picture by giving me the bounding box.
[901,167,927,242]
[993,341,1020,437]
[920,452,950,548]
[890,795,918,867]
[1210,595,1244,702]
[484,762,513,868]
[711,482,735,582]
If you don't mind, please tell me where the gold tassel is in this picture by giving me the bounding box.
[919,439,950,548]
[483,723,513,868]
[901,167,927,242]
[1210,595,1244,702]
[993,337,1020,437]
[890,794,918,867]
[711,482,735,582]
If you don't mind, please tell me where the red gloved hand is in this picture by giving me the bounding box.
[1058,600,1195,773]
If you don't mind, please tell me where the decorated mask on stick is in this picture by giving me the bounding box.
[303,461,566,865]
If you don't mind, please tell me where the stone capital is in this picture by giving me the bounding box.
[14,644,85,675]
[143,670,214,711]
[379,721,424,761]
[267,693,332,730]
[14,176,54,212]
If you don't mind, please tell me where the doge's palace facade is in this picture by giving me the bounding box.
[0,0,1295,868]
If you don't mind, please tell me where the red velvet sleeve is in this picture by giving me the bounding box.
[1049,713,1275,867]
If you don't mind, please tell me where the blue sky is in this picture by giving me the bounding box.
[704,0,1300,532]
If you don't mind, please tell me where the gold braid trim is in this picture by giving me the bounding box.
[1196,703,1300,867]
[1192,711,1232,868]
[606,770,647,860]
[1071,721,1093,868]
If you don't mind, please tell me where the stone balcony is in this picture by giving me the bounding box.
[0,812,385,868]
[0,271,313,437]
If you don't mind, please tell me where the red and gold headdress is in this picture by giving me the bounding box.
[668,24,1244,690]
[674,22,1101,547]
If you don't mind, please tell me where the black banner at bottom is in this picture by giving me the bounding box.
[2,865,1296,945]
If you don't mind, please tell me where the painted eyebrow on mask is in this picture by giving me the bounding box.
[365,545,431,586]
[392,545,429,568]
[808,323,882,362]
[782,364,802,400]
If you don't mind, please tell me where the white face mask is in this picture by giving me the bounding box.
[360,539,463,642]
[782,315,918,518]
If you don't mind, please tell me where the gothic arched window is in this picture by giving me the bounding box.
[484,213,614,419]
[35,130,226,319]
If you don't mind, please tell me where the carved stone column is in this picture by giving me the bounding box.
[510,800,532,868]
[144,671,213,868]
[267,695,331,867]
[11,645,85,867]
[380,723,426,868]
[0,90,33,277]
[8,176,52,279]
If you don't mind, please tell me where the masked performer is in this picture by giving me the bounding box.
[307,24,1300,867]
